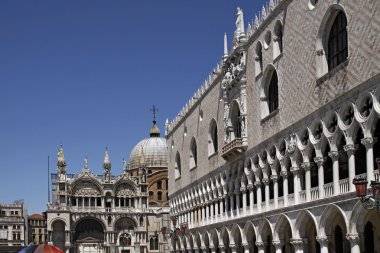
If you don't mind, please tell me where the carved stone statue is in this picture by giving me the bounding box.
[235,7,244,36]
[84,156,88,169]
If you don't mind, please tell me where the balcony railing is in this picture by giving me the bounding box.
[324,182,333,197]
[221,138,247,160]
[339,178,349,194]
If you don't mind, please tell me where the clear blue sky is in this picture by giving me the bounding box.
[0,0,267,214]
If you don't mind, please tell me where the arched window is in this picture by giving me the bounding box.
[139,216,144,226]
[150,236,159,250]
[268,71,279,113]
[273,21,283,59]
[231,102,242,139]
[190,137,197,169]
[334,225,343,253]
[157,180,162,189]
[328,11,348,70]
[255,42,263,77]
[149,191,154,199]
[175,152,181,179]
[208,119,218,156]
[157,191,162,201]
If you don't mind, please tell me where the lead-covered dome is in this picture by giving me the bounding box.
[128,120,168,170]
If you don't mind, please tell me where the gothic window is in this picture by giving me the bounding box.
[231,102,242,139]
[334,225,343,253]
[328,11,348,71]
[364,222,374,253]
[255,42,263,77]
[119,233,132,246]
[208,119,218,156]
[139,216,144,226]
[175,152,181,179]
[150,236,159,250]
[190,137,198,169]
[157,180,162,190]
[273,21,283,59]
[268,70,279,114]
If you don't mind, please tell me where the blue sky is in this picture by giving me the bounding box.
[0,0,267,214]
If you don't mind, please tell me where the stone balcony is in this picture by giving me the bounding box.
[221,138,247,160]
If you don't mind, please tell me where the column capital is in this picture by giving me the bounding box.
[240,187,247,192]
[280,170,289,179]
[361,137,375,149]
[262,178,270,185]
[272,240,282,250]
[247,184,254,190]
[229,244,236,250]
[255,241,265,250]
[290,166,300,174]
[314,157,325,166]
[346,233,360,245]
[270,175,278,182]
[218,245,225,251]
[254,181,261,187]
[290,238,304,246]
[301,162,312,171]
[242,243,249,249]
[328,151,339,161]
[316,236,329,247]
[343,144,358,155]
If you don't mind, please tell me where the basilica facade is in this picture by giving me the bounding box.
[46,120,170,253]
[166,1,380,253]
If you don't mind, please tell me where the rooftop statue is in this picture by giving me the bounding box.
[235,7,244,36]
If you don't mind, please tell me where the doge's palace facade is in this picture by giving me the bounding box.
[166,1,380,253]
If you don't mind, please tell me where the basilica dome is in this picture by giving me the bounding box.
[128,120,168,170]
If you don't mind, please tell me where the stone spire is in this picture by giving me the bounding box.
[57,144,66,174]
[150,105,161,137]
[223,32,228,59]
[139,147,145,167]
[103,147,111,170]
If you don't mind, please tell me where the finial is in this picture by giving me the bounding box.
[223,33,228,58]
[139,146,145,167]
[103,147,111,170]
[84,156,88,169]
[122,158,127,173]
[150,105,158,122]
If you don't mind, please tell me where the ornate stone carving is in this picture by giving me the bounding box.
[280,171,289,179]
[343,144,358,156]
[254,181,262,187]
[316,236,329,247]
[328,151,339,161]
[314,157,325,166]
[361,137,375,149]
[301,162,311,171]
[346,233,360,245]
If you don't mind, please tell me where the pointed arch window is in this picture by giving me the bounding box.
[255,42,263,77]
[208,119,218,156]
[273,21,283,59]
[328,11,348,70]
[190,137,197,169]
[175,152,181,180]
[268,71,279,113]
[231,103,242,139]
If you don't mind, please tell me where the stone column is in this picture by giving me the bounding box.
[344,144,358,192]
[301,162,312,201]
[201,246,208,253]
[241,188,247,216]
[361,137,375,182]
[271,175,278,208]
[280,171,289,206]
[328,151,340,195]
[290,238,305,253]
[272,240,283,253]
[210,246,216,253]
[230,244,236,253]
[243,243,249,253]
[247,184,254,214]
[218,245,225,253]
[314,157,325,199]
[316,236,329,253]
[255,242,265,253]
[193,248,200,253]
[230,193,235,218]
[291,167,300,204]
[262,178,270,211]
[346,233,360,253]
[205,204,209,224]
[254,181,262,213]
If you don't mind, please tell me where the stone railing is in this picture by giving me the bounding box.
[324,182,334,197]
[310,187,319,200]
[339,178,349,194]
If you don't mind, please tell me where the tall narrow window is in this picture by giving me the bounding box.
[328,11,348,70]
[231,102,242,139]
[175,152,181,179]
[157,192,162,201]
[273,21,283,59]
[268,71,279,113]
[190,137,197,169]
[255,42,263,77]
[208,119,218,156]
[364,222,374,253]
[157,180,162,190]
